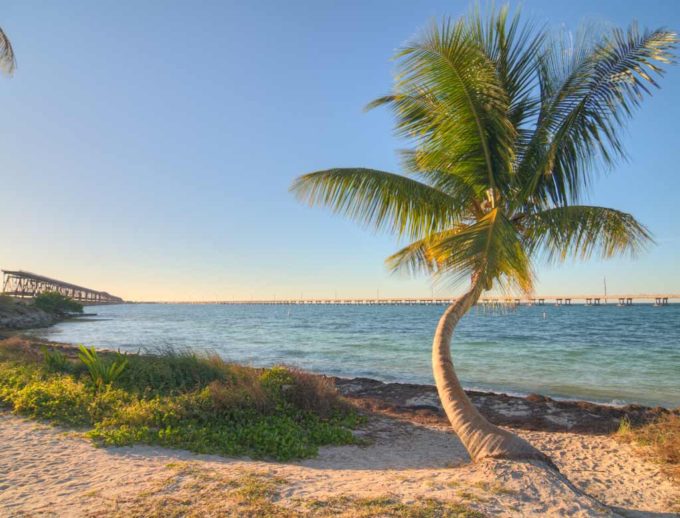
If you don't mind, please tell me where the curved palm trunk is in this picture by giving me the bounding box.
[433,278,552,464]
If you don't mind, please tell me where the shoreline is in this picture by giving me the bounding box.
[18,302,679,412]
[10,335,676,410]
[7,335,678,436]
[0,304,65,330]
[334,376,677,435]
[11,328,678,412]
[1,335,679,515]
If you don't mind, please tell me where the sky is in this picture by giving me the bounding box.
[1,0,679,302]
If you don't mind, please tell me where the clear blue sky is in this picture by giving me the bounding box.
[1,0,678,301]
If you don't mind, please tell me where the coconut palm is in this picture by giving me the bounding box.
[291,6,677,463]
[0,27,16,75]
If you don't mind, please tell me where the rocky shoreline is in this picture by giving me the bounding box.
[335,377,677,435]
[0,303,65,331]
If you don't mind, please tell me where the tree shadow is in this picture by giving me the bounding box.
[298,415,470,470]
[100,414,678,516]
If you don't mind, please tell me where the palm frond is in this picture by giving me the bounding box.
[0,27,16,75]
[523,205,652,262]
[385,227,464,278]
[371,16,516,196]
[388,209,533,293]
[293,10,674,295]
[517,24,678,207]
[367,91,491,193]
[468,4,545,130]
[398,148,484,216]
[290,168,462,240]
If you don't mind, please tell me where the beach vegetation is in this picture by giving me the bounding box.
[108,462,485,517]
[292,4,677,463]
[303,495,486,517]
[617,413,680,481]
[33,291,84,314]
[41,346,70,372]
[78,344,128,389]
[119,346,227,394]
[0,339,361,461]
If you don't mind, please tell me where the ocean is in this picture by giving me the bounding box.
[24,302,680,408]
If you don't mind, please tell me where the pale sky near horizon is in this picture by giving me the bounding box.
[1,0,679,301]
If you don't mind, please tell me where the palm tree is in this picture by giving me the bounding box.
[291,6,677,464]
[0,26,16,75]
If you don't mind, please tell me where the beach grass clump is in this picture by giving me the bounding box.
[109,462,485,517]
[118,347,228,395]
[0,338,361,460]
[41,346,70,372]
[617,413,680,480]
[303,495,486,517]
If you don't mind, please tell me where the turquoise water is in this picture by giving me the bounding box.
[25,303,680,408]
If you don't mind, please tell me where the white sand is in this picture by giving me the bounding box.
[1,412,678,517]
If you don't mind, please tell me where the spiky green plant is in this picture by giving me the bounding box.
[78,345,128,389]
[291,6,677,463]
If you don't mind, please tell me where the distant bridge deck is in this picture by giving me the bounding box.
[2,270,123,304]
[146,295,679,306]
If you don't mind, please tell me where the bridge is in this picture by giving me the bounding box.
[149,294,679,306]
[2,270,124,304]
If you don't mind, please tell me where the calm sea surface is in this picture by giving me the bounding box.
[25,303,680,408]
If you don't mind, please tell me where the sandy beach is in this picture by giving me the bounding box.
[3,1,680,516]
[2,409,678,517]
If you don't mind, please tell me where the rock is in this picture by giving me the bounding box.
[334,376,676,434]
[0,301,63,330]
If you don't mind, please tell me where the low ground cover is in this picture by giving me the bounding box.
[0,337,361,460]
[111,462,485,517]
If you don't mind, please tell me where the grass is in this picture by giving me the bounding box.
[0,337,362,461]
[616,413,680,481]
[471,481,516,496]
[107,462,485,517]
[302,495,485,517]
[454,490,487,504]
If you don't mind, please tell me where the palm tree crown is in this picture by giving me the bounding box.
[292,7,676,295]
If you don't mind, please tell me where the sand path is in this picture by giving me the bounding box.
[1,412,678,517]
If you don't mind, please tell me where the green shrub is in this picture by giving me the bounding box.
[6,374,130,427]
[119,349,225,395]
[0,340,361,460]
[0,362,41,407]
[11,376,93,426]
[41,347,70,373]
[78,345,128,389]
[259,366,295,392]
[33,292,83,314]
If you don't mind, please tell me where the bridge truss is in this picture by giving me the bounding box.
[2,270,123,304]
